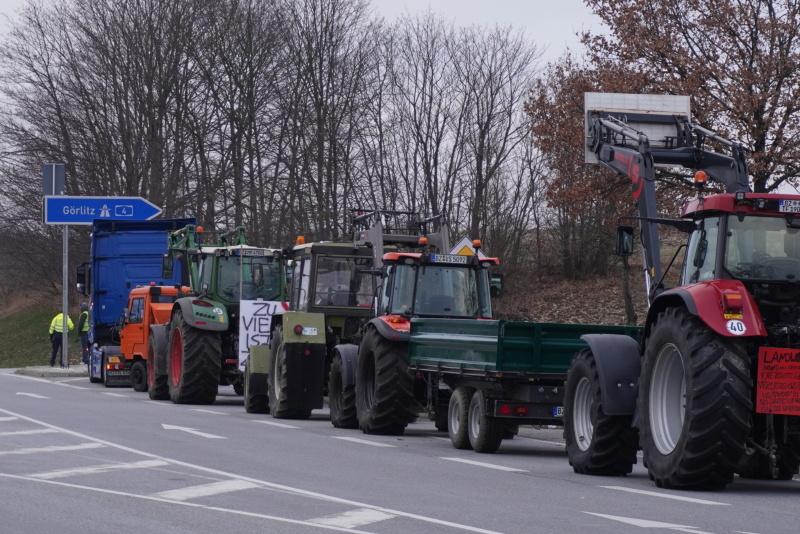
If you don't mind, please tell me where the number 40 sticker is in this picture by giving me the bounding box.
[726,319,747,336]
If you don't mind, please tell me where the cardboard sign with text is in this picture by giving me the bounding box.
[238,300,289,370]
[756,347,800,415]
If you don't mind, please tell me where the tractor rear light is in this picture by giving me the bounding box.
[106,363,125,370]
[499,404,512,415]
[294,324,304,335]
[192,299,214,307]
[723,291,743,312]
[514,406,529,416]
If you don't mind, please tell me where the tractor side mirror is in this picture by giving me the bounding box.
[615,226,634,256]
[161,254,174,279]
[490,274,504,298]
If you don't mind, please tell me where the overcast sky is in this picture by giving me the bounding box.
[0,0,606,63]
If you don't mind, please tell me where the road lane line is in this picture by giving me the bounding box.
[440,457,527,472]
[0,407,505,534]
[28,460,169,479]
[101,392,128,397]
[309,508,396,528]
[331,436,396,448]
[16,392,48,399]
[190,409,227,415]
[0,429,59,437]
[253,420,301,429]
[600,486,730,505]
[0,416,19,422]
[0,443,104,456]
[162,424,226,439]
[154,479,261,501]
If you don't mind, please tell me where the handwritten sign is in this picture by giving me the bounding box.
[238,300,289,370]
[756,347,800,415]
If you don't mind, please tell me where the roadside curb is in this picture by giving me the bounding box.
[16,365,88,378]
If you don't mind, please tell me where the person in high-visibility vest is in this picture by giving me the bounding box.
[49,312,74,367]
[77,302,90,365]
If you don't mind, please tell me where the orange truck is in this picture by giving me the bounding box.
[93,283,185,390]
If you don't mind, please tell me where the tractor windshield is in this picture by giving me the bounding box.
[313,256,373,307]
[387,264,491,318]
[216,255,283,302]
[725,215,800,281]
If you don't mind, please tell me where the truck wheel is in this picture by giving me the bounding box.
[448,386,474,449]
[356,327,416,435]
[639,307,751,489]
[564,348,638,475]
[168,310,221,404]
[147,335,169,400]
[468,389,503,453]
[244,360,269,414]
[131,361,148,392]
[233,382,244,396]
[329,352,357,428]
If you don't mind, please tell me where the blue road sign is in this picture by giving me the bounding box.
[44,196,162,225]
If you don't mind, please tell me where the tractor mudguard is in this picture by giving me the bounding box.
[646,281,766,341]
[249,344,270,375]
[173,297,229,332]
[334,343,359,388]
[369,317,410,342]
[580,333,642,415]
[149,324,169,376]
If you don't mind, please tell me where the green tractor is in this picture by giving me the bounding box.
[148,225,286,404]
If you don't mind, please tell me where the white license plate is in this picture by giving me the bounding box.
[553,406,564,417]
[301,327,317,336]
[780,200,800,213]
[431,254,467,264]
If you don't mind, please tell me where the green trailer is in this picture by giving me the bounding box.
[408,318,642,453]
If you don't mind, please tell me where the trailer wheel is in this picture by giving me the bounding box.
[147,335,168,400]
[564,348,637,475]
[639,307,751,489]
[243,360,269,414]
[467,389,503,453]
[168,310,221,404]
[356,327,416,435]
[448,386,474,449]
[131,361,148,392]
[329,352,357,428]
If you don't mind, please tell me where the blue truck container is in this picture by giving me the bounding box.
[76,218,195,384]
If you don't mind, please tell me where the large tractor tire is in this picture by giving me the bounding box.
[564,348,638,476]
[467,389,503,453]
[329,352,357,428]
[355,327,416,435]
[147,335,169,400]
[167,310,222,404]
[639,307,751,489]
[448,386,474,450]
[243,360,269,414]
[131,360,148,392]
[268,326,311,419]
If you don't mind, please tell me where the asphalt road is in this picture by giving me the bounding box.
[1,368,799,534]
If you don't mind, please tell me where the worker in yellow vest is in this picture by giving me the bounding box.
[49,312,74,367]
[77,302,90,365]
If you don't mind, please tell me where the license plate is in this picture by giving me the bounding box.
[106,370,130,376]
[553,406,564,417]
[431,254,467,264]
[780,200,800,213]
[301,327,317,336]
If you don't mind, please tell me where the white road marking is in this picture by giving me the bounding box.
[154,479,261,501]
[0,443,104,456]
[440,457,527,472]
[309,508,395,528]
[28,460,169,480]
[253,420,301,429]
[600,485,729,506]
[101,392,128,398]
[16,392,48,399]
[143,400,174,406]
[331,436,396,448]
[584,512,711,533]
[0,429,59,437]
[0,416,19,422]
[161,424,225,439]
[54,381,88,390]
[190,409,227,415]
[0,407,505,534]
